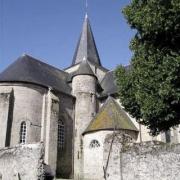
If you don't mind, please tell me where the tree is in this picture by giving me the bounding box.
[115,0,180,135]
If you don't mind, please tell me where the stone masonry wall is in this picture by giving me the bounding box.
[72,75,96,180]
[0,91,12,147]
[104,140,180,180]
[83,131,137,180]
[0,143,44,180]
[0,84,46,146]
[56,94,74,178]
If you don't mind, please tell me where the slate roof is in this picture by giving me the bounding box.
[72,59,95,78]
[69,60,103,92]
[0,54,72,95]
[100,70,118,96]
[83,96,138,135]
[72,14,102,66]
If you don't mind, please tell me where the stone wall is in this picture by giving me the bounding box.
[0,84,46,146]
[72,75,97,179]
[83,131,137,180]
[0,143,44,180]
[0,83,75,177]
[0,91,13,147]
[104,140,180,180]
[83,131,110,180]
[56,93,74,178]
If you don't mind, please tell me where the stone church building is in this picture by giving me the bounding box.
[0,15,180,180]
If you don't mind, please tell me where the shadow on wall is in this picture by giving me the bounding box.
[5,89,14,147]
[56,108,73,179]
[44,163,54,180]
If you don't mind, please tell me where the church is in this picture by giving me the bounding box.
[0,14,180,180]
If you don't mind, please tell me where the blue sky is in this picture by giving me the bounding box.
[0,0,135,72]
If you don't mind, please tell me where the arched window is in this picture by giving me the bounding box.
[58,120,65,149]
[20,121,27,144]
[89,140,100,149]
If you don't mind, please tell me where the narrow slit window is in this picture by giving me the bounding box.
[89,140,100,149]
[58,120,65,149]
[20,121,27,144]
[165,130,171,143]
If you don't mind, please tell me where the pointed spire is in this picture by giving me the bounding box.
[72,15,102,66]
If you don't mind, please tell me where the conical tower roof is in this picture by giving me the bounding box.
[72,14,101,66]
[70,59,103,92]
[83,96,138,135]
[72,59,95,78]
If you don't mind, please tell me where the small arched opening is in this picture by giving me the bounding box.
[89,139,100,149]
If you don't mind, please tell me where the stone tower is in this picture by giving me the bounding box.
[71,14,101,179]
[72,60,97,179]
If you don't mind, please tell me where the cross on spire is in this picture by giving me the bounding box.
[85,0,88,15]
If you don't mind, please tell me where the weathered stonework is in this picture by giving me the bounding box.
[0,91,13,147]
[56,94,74,178]
[102,140,180,180]
[83,131,137,180]
[72,75,97,180]
[0,143,44,180]
[0,83,74,179]
[0,84,46,146]
[121,142,180,180]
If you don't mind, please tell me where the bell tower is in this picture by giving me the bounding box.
[71,14,102,179]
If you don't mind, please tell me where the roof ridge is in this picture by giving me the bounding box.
[20,54,69,75]
[83,96,138,135]
[100,70,115,83]
[64,60,109,72]
[0,55,72,95]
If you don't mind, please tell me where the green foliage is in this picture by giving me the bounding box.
[115,66,142,121]
[115,0,180,135]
